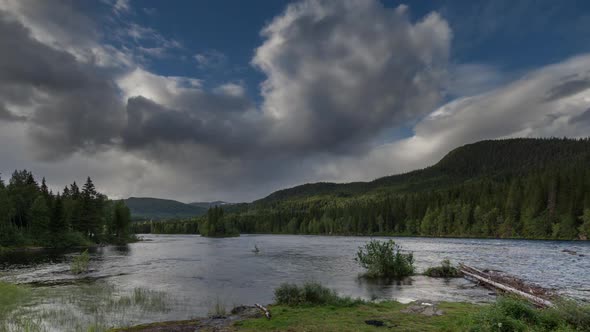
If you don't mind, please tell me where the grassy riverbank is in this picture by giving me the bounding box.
[235,301,478,331]
[113,297,590,332]
[111,283,590,332]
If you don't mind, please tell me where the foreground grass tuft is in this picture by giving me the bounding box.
[274,282,363,307]
[209,297,227,317]
[470,296,590,332]
[0,282,30,319]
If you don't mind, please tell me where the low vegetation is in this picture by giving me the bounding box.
[274,282,363,307]
[236,300,478,331]
[237,292,590,332]
[424,259,462,278]
[355,239,414,278]
[471,296,590,332]
[209,297,227,317]
[0,281,171,332]
[0,282,30,320]
[70,249,90,274]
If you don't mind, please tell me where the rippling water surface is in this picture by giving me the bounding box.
[1,234,588,330]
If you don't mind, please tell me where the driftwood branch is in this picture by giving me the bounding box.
[255,303,271,319]
[459,264,554,308]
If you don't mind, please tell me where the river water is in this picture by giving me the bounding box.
[0,234,588,330]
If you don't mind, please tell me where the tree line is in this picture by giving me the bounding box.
[231,164,590,240]
[0,170,132,248]
[135,154,590,240]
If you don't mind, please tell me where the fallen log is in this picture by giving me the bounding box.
[255,303,271,319]
[459,264,554,308]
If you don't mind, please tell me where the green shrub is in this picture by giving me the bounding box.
[424,259,461,278]
[70,249,90,274]
[549,299,590,331]
[274,282,363,307]
[355,240,414,278]
[469,296,590,332]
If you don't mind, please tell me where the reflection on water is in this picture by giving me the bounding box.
[0,234,589,330]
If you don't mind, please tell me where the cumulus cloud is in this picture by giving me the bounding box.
[253,0,451,153]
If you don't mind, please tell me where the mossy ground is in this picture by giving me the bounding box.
[234,301,480,332]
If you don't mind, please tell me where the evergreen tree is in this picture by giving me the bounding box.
[29,196,50,241]
[113,200,131,241]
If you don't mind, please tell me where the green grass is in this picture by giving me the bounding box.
[471,297,590,332]
[236,296,590,332]
[0,282,30,318]
[234,301,479,331]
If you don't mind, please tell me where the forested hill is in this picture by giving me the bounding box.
[256,138,590,205]
[231,138,590,240]
[125,197,207,220]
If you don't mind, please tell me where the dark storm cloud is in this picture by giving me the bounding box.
[0,104,27,122]
[0,11,124,158]
[544,78,590,101]
[569,108,590,125]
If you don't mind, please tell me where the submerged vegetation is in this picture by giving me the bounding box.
[355,239,414,278]
[0,170,133,248]
[0,281,171,332]
[424,259,462,278]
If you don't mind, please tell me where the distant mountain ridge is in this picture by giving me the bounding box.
[125,197,207,220]
[255,138,590,205]
[189,201,231,209]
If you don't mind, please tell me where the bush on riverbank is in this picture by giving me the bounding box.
[355,240,414,278]
[274,282,363,307]
[470,296,590,332]
[424,259,461,278]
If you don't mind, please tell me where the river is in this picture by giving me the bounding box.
[0,234,588,330]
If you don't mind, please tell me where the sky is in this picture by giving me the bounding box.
[1,0,590,203]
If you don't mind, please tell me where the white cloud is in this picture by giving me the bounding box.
[315,55,590,183]
[113,0,131,15]
[194,50,228,69]
[253,0,451,152]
